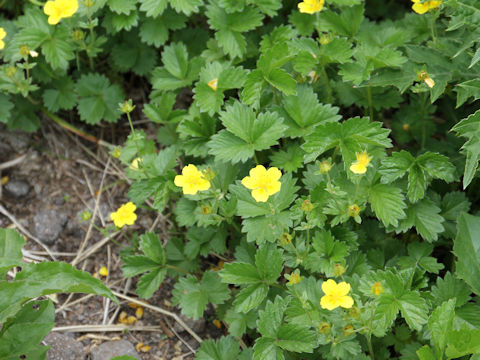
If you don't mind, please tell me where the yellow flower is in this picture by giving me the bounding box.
[241,165,282,202]
[371,281,384,296]
[0,28,6,50]
[110,202,137,228]
[208,78,218,91]
[298,0,324,14]
[349,151,372,174]
[174,164,211,195]
[320,279,354,310]
[44,0,79,25]
[417,71,435,88]
[98,266,108,277]
[411,0,442,14]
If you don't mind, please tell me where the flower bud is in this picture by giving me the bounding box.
[121,99,135,114]
[371,281,384,296]
[347,204,360,218]
[318,322,331,334]
[19,45,30,57]
[201,204,212,215]
[5,66,17,78]
[348,306,361,319]
[280,233,292,245]
[73,29,85,41]
[301,199,314,212]
[319,160,332,174]
[342,324,354,336]
[286,271,302,286]
[333,263,346,277]
[402,124,410,131]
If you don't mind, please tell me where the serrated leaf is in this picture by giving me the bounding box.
[139,233,165,265]
[136,267,166,299]
[431,272,471,308]
[275,324,316,353]
[0,262,117,323]
[75,73,124,124]
[139,0,168,17]
[368,183,406,227]
[456,79,480,108]
[399,198,445,242]
[258,296,288,338]
[454,213,480,296]
[42,77,76,112]
[208,101,287,163]
[445,328,480,358]
[428,299,456,359]
[224,309,257,337]
[303,117,392,164]
[451,109,480,188]
[264,68,297,96]
[196,336,241,360]
[255,244,283,284]
[220,263,261,284]
[233,282,269,313]
[172,271,229,319]
[254,337,284,360]
[170,0,203,15]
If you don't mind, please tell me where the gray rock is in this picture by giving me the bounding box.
[87,198,112,224]
[91,340,140,360]
[44,332,85,360]
[5,180,30,198]
[33,209,68,244]
[173,314,206,334]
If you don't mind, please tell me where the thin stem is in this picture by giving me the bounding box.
[253,152,260,165]
[366,335,375,360]
[272,87,280,105]
[166,264,189,275]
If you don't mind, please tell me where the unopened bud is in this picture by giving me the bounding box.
[319,160,332,174]
[371,281,384,296]
[333,263,346,277]
[301,199,314,212]
[318,322,331,334]
[347,204,360,218]
[121,99,135,114]
[280,233,292,245]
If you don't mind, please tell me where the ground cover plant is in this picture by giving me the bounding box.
[1,0,480,359]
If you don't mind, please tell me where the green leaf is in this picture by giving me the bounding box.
[136,267,167,299]
[275,85,341,138]
[270,145,305,172]
[220,263,261,284]
[75,73,124,124]
[42,77,76,112]
[233,282,269,313]
[431,272,471,308]
[122,255,161,277]
[110,32,157,76]
[0,229,25,278]
[172,271,229,319]
[0,262,117,323]
[139,0,168,17]
[380,151,455,203]
[368,183,406,227]
[255,244,283,284]
[318,5,364,37]
[224,309,257,337]
[258,296,288,338]
[456,79,480,108]
[254,337,284,360]
[264,68,297,96]
[242,69,265,106]
[445,328,480,358]
[275,324,316,353]
[139,232,165,265]
[398,292,429,331]
[40,26,75,71]
[196,336,241,360]
[0,300,54,358]
[108,0,136,14]
[454,213,480,296]
[451,109,480,188]
[170,0,203,15]
[428,299,456,359]
[416,345,435,360]
[303,117,392,165]
[0,94,14,125]
[208,101,287,163]
[396,198,445,242]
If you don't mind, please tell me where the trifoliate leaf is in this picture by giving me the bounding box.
[75,73,124,124]
[172,271,230,319]
[270,145,305,172]
[208,101,287,163]
[303,116,392,165]
[42,77,76,112]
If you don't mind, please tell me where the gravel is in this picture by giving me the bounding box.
[33,208,68,245]
[4,179,30,198]
[90,340,140,360]
[44,333,85,360]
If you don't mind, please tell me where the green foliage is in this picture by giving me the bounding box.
[3,1,480,359]
[0,229,117,359]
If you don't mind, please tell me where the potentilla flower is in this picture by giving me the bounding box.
[0,28,6,50]
[241,165,282,202]
[174,164,211,195]
[44,0,79,25]
[298,0,324,14]
[349,151,372,174]
[110,202,137,228]
[411,0,442,14]
[320,279,354,310]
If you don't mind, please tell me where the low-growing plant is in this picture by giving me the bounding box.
[2,0,480,359]
[0,228,117,358]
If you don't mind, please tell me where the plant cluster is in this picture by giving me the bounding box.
[2,0,480,359]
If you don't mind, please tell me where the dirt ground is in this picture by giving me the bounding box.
[0,121,223,359]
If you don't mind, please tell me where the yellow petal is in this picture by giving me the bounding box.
[197,179,211,191]
[48,15,61,25]
[321,279,338,296]
[251,188,270,202]
[174,175,185,187]
[0,40,4,50]
[266,167,282,181]
[182,164,198,176]
[241,176,257,190]
[43,1,56,15]
[412,3,429,14]
[350,162,366,174]
[249,165,267,178]
[336,282,351,296]
[339,295,354,309]
[320,295,339,310]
